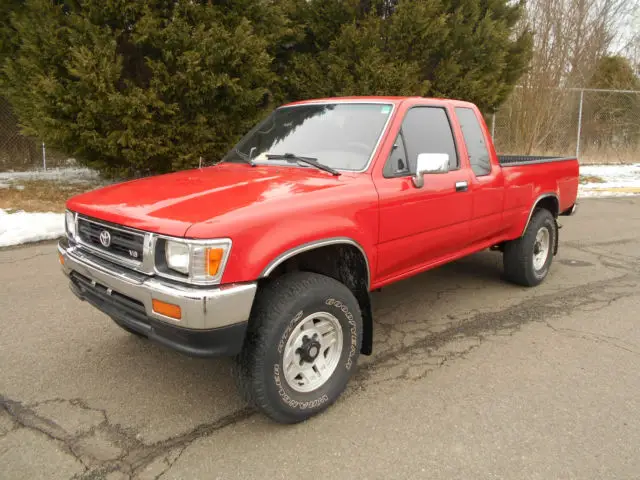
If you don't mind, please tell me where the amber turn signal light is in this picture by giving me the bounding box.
[152,299,182,320]
[58,252,65,265]
[206,247,224,276]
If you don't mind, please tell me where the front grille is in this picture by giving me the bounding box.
[70,271,148,323]
[77,217,144,263]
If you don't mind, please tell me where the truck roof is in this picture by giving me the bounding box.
[281,95,477,109]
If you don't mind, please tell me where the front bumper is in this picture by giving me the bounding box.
[58,238,257,357]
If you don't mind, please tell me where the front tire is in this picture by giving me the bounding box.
[233,271,362,424]
[503,208,557,287]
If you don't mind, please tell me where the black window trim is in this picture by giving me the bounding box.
[382,104,461,179]
[383,128,410,178]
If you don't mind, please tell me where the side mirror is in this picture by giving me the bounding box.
[412,153,449,188]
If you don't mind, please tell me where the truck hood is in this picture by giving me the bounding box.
[67,163,354,237]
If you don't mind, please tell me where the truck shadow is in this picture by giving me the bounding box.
[371,250,506,320]
[74,249,511,438]
[103,250,506,371]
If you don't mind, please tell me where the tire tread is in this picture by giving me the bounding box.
[503,208,556,287]
[233,271,360,423]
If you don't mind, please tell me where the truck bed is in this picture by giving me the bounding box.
[498,155,576,166]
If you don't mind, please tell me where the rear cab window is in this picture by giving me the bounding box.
[455,107,492,177]
[384,106,459,177]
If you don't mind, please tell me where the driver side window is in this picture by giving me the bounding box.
[383,106,458,178]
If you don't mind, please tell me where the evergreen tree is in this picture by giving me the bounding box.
[2,0,532,178]
[0,0,24,66]
[588,56,640,91]
[583,56,640,153]
[1,0,280,177]
[281,0,532,112]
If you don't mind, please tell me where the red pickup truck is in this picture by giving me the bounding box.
[58,96,579,423]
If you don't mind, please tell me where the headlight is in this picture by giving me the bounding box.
[161,239,231,284]
[65,210,76,238]
[165,241,190,274]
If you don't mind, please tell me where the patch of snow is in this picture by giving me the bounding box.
[579,163,640,180]
[0,209,65,248]
[579,163,640,198]
[0,167,100,188]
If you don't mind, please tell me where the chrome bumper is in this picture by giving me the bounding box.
[58,240,257,330]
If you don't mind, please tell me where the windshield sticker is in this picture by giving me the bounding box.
[380,105,391,114]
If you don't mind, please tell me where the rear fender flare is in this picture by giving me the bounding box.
[520,193,559,237]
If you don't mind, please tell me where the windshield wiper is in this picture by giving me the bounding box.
[265,153,341,176]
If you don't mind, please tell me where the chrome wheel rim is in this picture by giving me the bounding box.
[533,227,550,270]
[282,312,343,393]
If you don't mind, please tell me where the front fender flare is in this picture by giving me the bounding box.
[260,236,371,290]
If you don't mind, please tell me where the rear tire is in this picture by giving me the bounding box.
[503,208,557,287]
[233,271,362,424]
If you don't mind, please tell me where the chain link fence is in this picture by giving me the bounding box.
[0,97,71,171]
[492,87,640,164]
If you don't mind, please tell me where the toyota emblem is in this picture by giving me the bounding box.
[99,230,111,247]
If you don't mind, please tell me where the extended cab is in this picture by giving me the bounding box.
[58,96,579,423]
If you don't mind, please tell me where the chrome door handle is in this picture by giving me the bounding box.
[455,181,468,192]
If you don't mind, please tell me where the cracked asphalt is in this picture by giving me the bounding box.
[1,197,640,479]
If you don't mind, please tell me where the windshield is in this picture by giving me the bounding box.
[222,102,393,171]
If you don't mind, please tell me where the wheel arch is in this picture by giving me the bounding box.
[260,238,374,356]
[521,193,559,237]
[260,237,371,285]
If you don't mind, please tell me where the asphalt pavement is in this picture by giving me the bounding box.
[1,197,639,479]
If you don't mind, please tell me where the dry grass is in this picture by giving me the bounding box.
[496,147,639,165]
[578,153,640,165]
[0,162,633,214]
[587,186,640,193]
[579,175,605,184]
[0,180,103,213]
